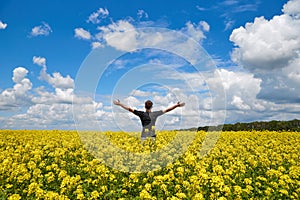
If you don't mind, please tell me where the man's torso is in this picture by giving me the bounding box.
[133,110,164,137]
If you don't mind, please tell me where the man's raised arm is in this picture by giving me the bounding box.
[163,102,185,113]
[113,99,134,112]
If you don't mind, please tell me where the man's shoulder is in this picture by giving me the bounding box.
[151,110,164,116]
[133,110,144,115]
[152,110,163,113]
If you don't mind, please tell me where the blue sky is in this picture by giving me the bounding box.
[0,0,300,130]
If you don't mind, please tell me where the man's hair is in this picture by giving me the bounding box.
[145,100,153,109]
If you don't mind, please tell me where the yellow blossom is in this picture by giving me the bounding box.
[140,189,152,199]
[145,183,152,191]
[233,185,243,195]
[1,130,300,199]
[8,194,21,200]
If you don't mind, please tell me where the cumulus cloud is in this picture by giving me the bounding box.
[87,7,109,24]
[33,56,74,89]
[283,57,300,84]
[202,68,269,123]
[40,71,74,89]
[33,56,46,67]
[283,0,300,19]
[30,22,52,37]
[230,15,300,71]
[4,104,75,129]
[231,95,250,110]
[32,56,74,93]
[229,0,300,103]
[0,64,298,130]
[12,67,32,95]
[216,69,261,103]
[12,67,29,83]
[0,57,108,129]
[0,20,7,29]
[96,20,138,51]
[74,28,91,40]
[31,56,76,105]
[205,68,300,123]
[0,67,32,111]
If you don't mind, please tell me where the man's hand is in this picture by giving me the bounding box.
[177,102,185,107]
[113,99,121,106]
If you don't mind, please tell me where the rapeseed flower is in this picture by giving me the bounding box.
[0,130,299,199]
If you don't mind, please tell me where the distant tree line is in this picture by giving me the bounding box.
[195,119,300,132]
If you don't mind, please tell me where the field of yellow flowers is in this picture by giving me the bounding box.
[0,130,299,199]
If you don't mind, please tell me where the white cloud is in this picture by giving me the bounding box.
[0,62,108,129]
[130,89,154,97]
[124,95,141,109]
[94,19,210,65]
[6,103,76,129]
[181,21,208,42]
[0,20,7,29]
[91,41,103,49]
[40,71,74,89]
[283,0,300,19]
[1,65,299,130]
[32,56,74,89]
[54,88,74,103]
[205,68,264,113]
[97,20,138,51]
[12,68,32,96]
[230,15,300,71]
[199,21,210,32]
[33,56,46,67]
[87,8,109,24]
[74,28,91,40]
[283,57,300,84]
[0,67,32,111]
[224,19,235,31]
[0,60,107,129]
[231,95,250,110]
[229,0,300,103]
[205,68,300,123]
[12,67,29,83]
[230,0,300,72]
[13,78,32,96]
[137,10,149,20]
[30,22,52,37]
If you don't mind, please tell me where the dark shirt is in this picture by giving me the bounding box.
[133,110,164,138]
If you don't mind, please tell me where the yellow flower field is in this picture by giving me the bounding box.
[0,130,299,199]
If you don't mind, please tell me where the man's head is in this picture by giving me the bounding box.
[145,100,153,110]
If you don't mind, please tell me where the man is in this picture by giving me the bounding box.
[113,99,185,140]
